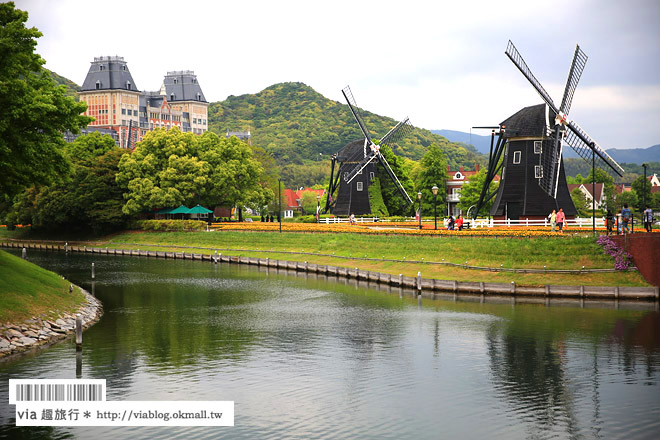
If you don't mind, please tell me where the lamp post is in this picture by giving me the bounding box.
[417,191,422,230]
[316,194,321,223]
[278,178,282,234]
[642,162,648,219]
[432,185,439,230]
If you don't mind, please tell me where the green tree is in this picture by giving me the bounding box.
[299,191,320,215]
[458,168,500,216]
[570,187,589,214]
[0,2,91,203]
[116,128,272,215]
[631,175,653,211]
[5,134,129,233]
[615,190,638,214]
[414,143,448,216]
[378,145,417,216]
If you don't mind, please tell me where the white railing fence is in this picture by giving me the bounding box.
[320,216,606,228]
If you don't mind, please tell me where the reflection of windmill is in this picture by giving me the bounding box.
[325,86,413,216]
[475,41,624,220]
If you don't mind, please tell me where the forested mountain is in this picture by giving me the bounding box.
[48,70,80,99]
[563,157,660,184]
[208,82,485,171]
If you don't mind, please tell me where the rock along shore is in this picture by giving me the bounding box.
[0,287,102,361]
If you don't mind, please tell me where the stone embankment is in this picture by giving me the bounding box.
[0,288,102,361]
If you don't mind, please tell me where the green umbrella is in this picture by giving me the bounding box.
[169,205,191,214]
[187,204,213,214]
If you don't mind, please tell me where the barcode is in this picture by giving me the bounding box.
[9,380,106,403]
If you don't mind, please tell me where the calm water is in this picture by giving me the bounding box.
[1,250,659,439]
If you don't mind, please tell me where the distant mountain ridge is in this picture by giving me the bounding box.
[436,129,659,165]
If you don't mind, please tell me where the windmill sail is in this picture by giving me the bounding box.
[377,153,413,205]
[379,117,412,147]
[566,121,624,176]
[560,45,588,115]
[342,86,372,145]
[505,40,558,114]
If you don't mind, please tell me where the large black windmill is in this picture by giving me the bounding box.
[325,86,414,216]
[474,40,624,220]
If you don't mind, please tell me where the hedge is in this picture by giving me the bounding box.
[135,220,207,232]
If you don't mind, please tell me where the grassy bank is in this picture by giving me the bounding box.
[100,230,648,287]
[0,250,86,323]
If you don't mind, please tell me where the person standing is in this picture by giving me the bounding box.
[349,213,356,225]
[621,204,632,234]
[548,209,557,232]
[556,208,565,234]
[456,215,464,231]
[644,205,653,232]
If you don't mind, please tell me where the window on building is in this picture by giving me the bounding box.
[173,78,178,84]
[534,141,542,154]
[95,81,101,89]
[513,151,521,164]
[121,109,126,115]
[197,93,201,101]
[535,165,543,179]
[369,172,375,180]
[356,182,363,191]
[170,94,175,101]
[343,172,348,180]
[122,65,126,71]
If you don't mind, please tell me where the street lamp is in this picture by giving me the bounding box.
[642,163,648,221]
[278,178,282,234]
[432,185,439,230]
[417,191,422,230]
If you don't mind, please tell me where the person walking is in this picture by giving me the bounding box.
[548,209,557,232]
[556,208,565,234]
[621,204,632,234]
[644,205,653,232]
[606,210,614,235]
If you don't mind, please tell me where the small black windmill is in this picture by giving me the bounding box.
[325,86,414,216]
[474,40,624,220]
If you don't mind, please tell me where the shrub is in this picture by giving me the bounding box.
[136,220,207,232]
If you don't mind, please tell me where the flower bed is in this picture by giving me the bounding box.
[596,235,633,270]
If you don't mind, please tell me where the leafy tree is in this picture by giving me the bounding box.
[631,175,653,211]
[116,128,272,215]
[378,145,416,216]
[414,143,448,215]
[0,2,91,203]
[458,168,500,216]
[5,134,129,233]
[299,192,320,215]
[570,187,589,213]
[615,190,638,214]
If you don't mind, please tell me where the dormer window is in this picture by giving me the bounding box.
[170,93,175,101]
[126,81,131,90]
[122,65,126,71]
[95,80,101,89]
[173,78,178,84]
[99,65,105,71]
[197,93,201,101]
[454,172,462,179]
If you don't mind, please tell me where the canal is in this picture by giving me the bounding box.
[1,250,659,439]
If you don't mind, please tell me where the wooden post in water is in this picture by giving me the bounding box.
[75,314,82,350]
[91,263,95,279]
[417,272,422,295]
[22,247,26,259]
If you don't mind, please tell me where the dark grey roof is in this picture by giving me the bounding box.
[163,70,206,103]
[500,104,551,139]
[336,139,367,163]
[81,56,139,92]
[140,91,165,109]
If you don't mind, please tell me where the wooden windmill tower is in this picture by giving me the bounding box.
[475,41,624,220]
[325,86,414,216]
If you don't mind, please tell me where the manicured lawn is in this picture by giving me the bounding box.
[102,230,648,287]
[0,250,86,323]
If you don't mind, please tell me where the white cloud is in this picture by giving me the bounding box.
[14,0,660,149]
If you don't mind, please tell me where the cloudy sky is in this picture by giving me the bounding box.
[15,0,660,150]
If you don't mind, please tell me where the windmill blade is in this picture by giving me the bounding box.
[343,153,378,184]
[505,40,559,114]
[342,86,373,144]
[377,153,413,205]
[560,45,588,115]
[538,137,563,198]
[566,121,624,176]
[379,117,413,148]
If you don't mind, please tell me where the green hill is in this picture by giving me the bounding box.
[208,82,485,171]
[48,69,80,99]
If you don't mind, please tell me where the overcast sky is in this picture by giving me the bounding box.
[15,0,660,150]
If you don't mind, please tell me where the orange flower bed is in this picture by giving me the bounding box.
[210,222,600,238]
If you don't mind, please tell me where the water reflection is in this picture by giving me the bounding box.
[1,250,659,439]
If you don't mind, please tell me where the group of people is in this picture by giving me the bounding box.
[446,214,465,230]
[260,214,279,222]
[548,208,566,233]
[605,204,655,234]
